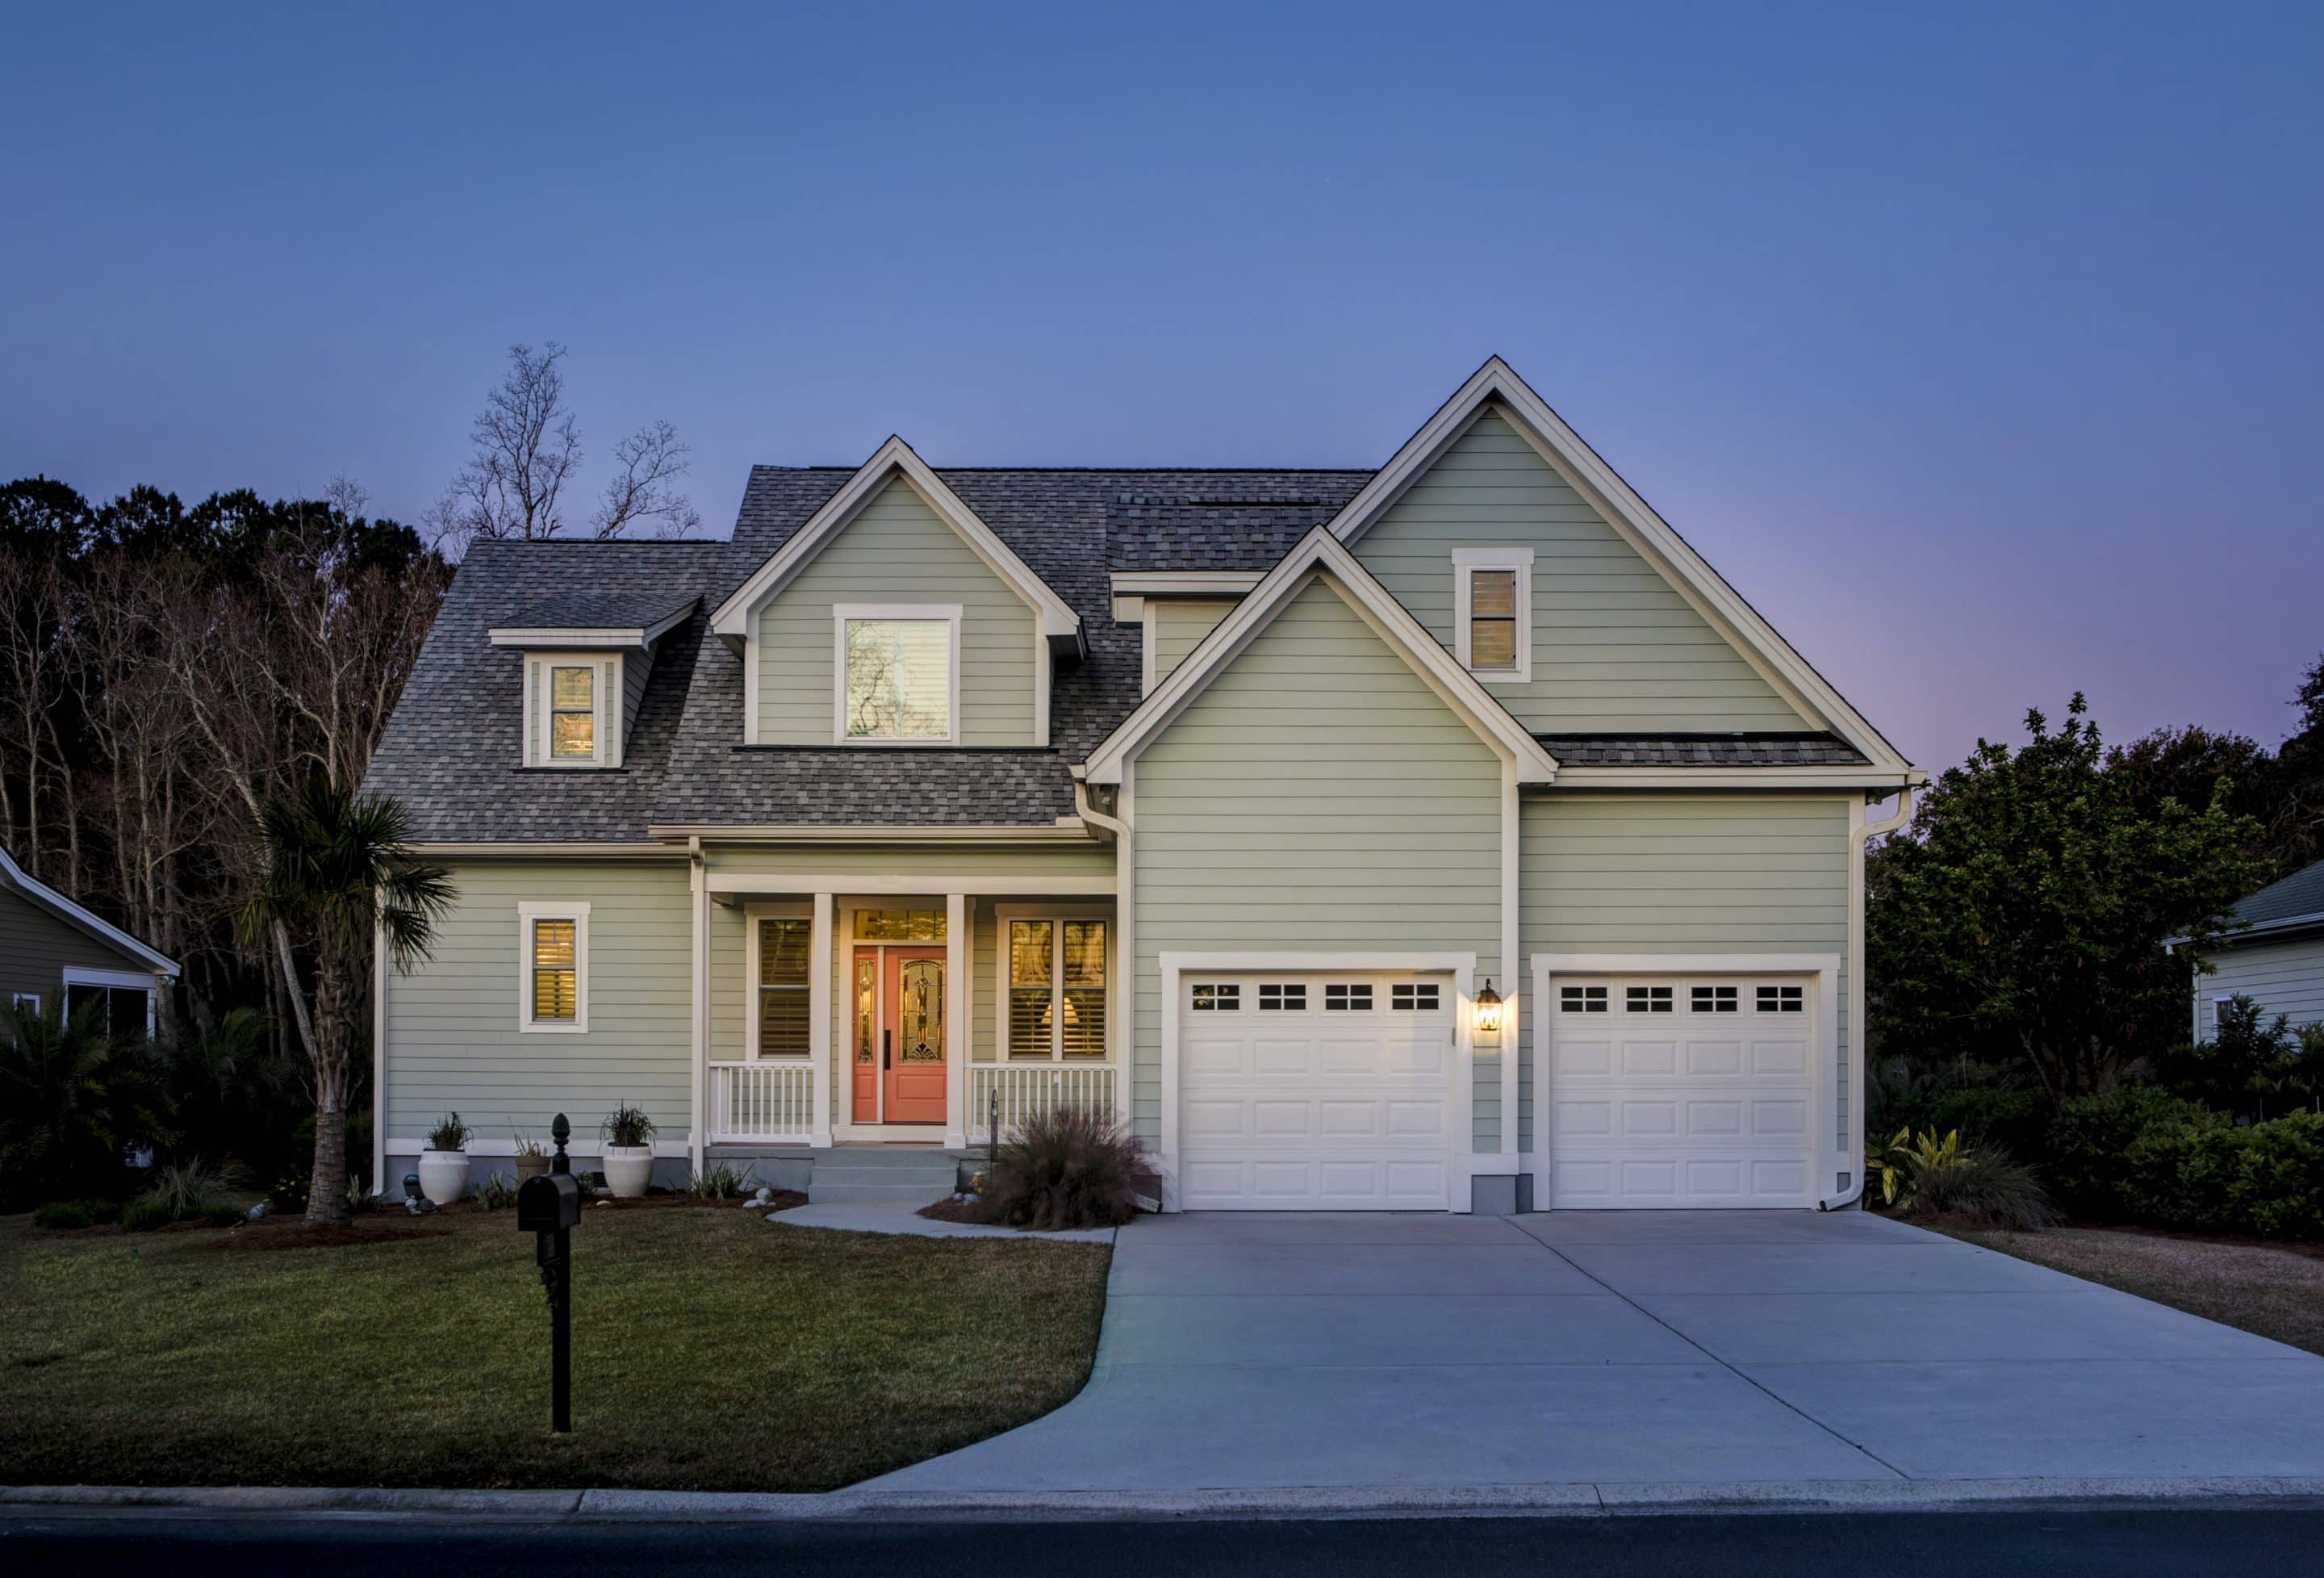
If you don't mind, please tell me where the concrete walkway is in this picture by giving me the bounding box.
[769,1202,1118,1244]
[869,1209,2324,1493]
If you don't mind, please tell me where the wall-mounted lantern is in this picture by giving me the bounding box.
[1474,978,1504,1041]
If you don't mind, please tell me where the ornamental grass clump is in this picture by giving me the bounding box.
[979,1106,1160,1232]
[1870,1127,2060,1231]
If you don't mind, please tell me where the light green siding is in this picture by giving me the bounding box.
[1352,408,1809,732]
[1133,575,1507,1149]
[1521,793,1853,1149]
[1149,598,1239,688]
[0,885,155,1009]
[754,478,1039,745]
[382,860,692,1144]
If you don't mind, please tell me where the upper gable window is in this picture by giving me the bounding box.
[525,654,620,768]
[1452,548,1533,683]
[835,605,959,744]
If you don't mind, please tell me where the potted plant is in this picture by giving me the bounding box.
[418,1112,471,1204]
[512,1131,550,1182]
[600,1103,656,1198]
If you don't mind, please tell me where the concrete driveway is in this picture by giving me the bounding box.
[871,1209,2324,1493]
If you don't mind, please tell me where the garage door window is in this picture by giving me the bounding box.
[1559,985,1607,1013]
[1691,986,1739,1013]
[1258,983,1306,1011]
[1625,986,1673,1013]
[1324,983,1373,1011]
[1392,982,1441,1011]
[1757,985,1804,1013]
[1191,982,1240,1011]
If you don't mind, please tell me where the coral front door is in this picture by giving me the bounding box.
[867,948,947,1125]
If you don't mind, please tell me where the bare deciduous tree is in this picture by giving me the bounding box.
[429,342,698,548]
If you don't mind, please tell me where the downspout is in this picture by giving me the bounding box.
[1820,781,1916,1212]
[1071,769,1126,843]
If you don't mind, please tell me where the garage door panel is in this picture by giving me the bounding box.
[1179,971,1453,1211]
[1548,973,1816,1209]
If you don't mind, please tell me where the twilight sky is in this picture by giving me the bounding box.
[6,2,2319,774]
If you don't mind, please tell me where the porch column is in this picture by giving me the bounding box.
[944,892,968,1149]
[809,892,834,1147]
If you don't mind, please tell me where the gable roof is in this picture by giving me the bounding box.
[1329,358,1912,775]
[710,437,1084,649]
[487,590,698,648]
[2224,858,2324,941]
[0,845,178,977]
[1080,526,1560,787]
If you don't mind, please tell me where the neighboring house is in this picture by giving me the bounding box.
[2184,857,2324,1040]
[0,845,180,1036]
[362,358,1923,1213]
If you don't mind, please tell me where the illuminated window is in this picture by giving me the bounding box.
[841,614,955,741]
[520,902,588,1032]
[755,918,809,1057]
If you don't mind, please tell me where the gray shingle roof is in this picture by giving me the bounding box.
[1537,733,1870,768]
[366,467,1866,842]
[498,588,700,633]
[2230,857,2324,929]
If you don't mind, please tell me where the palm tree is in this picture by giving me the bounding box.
[239,781,453,1224]
[0,995,173,1205]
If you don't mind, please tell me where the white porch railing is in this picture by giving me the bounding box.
[709,1062,814,1143]
[967,1064,1118,1145]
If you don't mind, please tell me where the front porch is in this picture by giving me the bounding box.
[689,870,1122,1157]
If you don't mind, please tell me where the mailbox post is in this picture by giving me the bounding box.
[516,1113,583,1433]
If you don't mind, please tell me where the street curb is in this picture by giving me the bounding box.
[7,1476,2324,1521]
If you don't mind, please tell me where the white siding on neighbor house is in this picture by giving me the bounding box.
[2194,934,2324,1036]
[754,478,1039,745]
[1133,574,1507,1151]
[1521,793,1852,1150]
[1352,408,1810,734]
[383,861,693,1145]
[1149,598,1239,689]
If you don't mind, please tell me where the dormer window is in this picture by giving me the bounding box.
[520,652,622,768]
[835,604,960,744]
[1452,548,1533,682]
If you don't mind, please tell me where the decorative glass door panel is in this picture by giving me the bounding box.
[851,949,880,1120]
[882,950,948,1124]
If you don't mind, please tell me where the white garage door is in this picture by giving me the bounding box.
[1546,974,1815,1208]
[1178,971,1454,1210]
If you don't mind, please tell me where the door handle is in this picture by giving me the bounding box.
[883,1028,892,1069]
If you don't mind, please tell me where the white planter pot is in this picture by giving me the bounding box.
[416,1149,469,1205]
[602,1145,654,1199]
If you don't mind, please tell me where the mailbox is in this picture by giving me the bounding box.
[517,1170,582,1233]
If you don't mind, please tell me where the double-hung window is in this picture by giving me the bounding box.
[1003,914,1107,1060]
[525,654,620,767]
[1452,548,1533,681]
[754,916,810,1057]
[836,605,959,743]
[519,902,589,1032]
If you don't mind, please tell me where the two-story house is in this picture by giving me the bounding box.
[362,359,1922,1213]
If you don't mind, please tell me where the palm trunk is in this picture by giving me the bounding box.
[304,957,353,1225]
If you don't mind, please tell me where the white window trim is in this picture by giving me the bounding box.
[1452,546,1533,683]
[994,902,1112,1063]
[743,901,813,1061]
[831,603,963,747]
[60,966,158,1036]
[517,900,590,1034]
[11,992,40,1014]
[525,651,623,768]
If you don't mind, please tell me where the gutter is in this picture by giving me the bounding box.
[1069,765,1127,843]
[1819,781,1916,1213]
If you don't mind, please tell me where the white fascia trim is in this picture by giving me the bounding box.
[1452,546,1534,684]
[708,873,1115,896]
[0,847,180,977]
[1551,767,1929,790]
[516,899,591,1035]
[1139,601,1157,696]
[409,842,685,859]
[1080,527,1559,786]
[1327,358,1912,773]
[654,822,1093,843]
[1108,571,1264,596]
[487,603,693,651]
[710,437,1081,645]
[1158,949,1478,1214]
[830,603,963,747]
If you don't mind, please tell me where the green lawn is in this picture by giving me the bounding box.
[0,1203,1110,1492]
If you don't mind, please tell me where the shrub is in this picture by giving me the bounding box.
[122,1196,174,1233]
[601,1103,655,1149]
[471,1172,518,1211]
[139,1157,248,1222]
[1874,1128,2061,1230]
[33,1200,91,1230]
[978,1106,1160,1231]
[687,1160,758,1200]
[2044,1087,2222,1220]
[0,994,175,1207]
[200,1203,245,1228]
[85,1197,122,1225]
[424,1111,471,1152]
[2228,1111,2324,1237]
